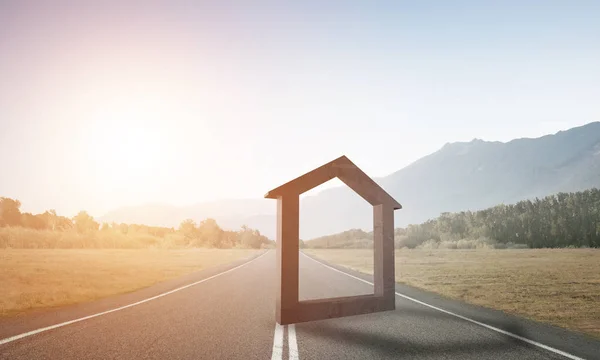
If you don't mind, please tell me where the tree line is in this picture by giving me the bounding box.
[0,197,273,249]
[307,188,600,249]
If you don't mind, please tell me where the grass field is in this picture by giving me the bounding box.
[304,248,600,338]
[0,248,261,316]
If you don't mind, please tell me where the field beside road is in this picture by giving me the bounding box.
[303,248,600,338]
[0,248,261,316]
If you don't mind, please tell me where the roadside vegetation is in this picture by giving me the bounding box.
[0,197,273,249]
[304,248,600,339]
[0,196,271,315]
[306,188,600,249]
[304,188,600,338]
[0,248,261,316]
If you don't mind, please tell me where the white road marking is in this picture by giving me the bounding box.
[271,323,284,360]
[288,324,299,360]
[271,323,299,360]
[302,252,585,360]
[0,251,271,346]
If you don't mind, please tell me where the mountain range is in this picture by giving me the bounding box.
[100,122,600,239]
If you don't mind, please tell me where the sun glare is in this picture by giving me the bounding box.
[83,103,171,189]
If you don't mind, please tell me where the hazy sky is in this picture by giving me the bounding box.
[1,1,599,217]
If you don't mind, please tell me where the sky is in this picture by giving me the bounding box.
[1,0,599,217]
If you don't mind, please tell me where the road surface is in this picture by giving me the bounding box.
[1,250,599,359]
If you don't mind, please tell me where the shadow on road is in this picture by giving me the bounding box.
[298,309,534,358]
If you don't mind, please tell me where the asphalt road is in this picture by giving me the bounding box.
[1,250,599,359]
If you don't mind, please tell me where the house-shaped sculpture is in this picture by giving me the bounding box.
[265,155,402,325]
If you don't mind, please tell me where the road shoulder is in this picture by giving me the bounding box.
[302,251,600,360]
[0,250,268,341]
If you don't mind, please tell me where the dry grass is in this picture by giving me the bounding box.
[0,227,185,249]
[304,248,600,338]
[0,248,261,316]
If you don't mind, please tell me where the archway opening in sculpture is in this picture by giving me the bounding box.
[298,178,374,301]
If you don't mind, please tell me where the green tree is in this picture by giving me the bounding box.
[198,218,225,247]
[100,222,111,231]
[39,210,58,230]
[0,197,22,227]
[21,212,47,230]
[239,226,270,249]
[178,219,198,244]
[73,211,99,233]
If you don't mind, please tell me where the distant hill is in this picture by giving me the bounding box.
[301,121,600,238]
[102,122,600,239]
[100,199,275,236]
